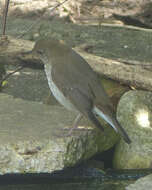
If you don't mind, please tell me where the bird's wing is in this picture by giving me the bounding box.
[51,53,104,131]
[51,60,94,114]
[51,48,113,112]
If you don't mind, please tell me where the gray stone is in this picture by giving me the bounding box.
[126,174,152,190]
[113,90,152,169]
[0,93,118,174]
[2,66,58,104]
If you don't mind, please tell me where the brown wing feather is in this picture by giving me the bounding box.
[51,55,105,131]
[51,47,116,114]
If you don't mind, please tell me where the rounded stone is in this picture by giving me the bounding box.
[113,90,152,169]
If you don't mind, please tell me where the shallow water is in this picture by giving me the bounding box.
[0,180,131,190]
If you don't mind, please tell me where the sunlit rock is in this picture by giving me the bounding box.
[113,90,152,169]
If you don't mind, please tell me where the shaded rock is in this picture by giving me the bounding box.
[113,90,152,169]
[2,66,58,104]
[126,174,152,190]
[113,13,152,29]
[0,93,119,174]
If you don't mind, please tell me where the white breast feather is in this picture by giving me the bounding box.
[44,64,76,112]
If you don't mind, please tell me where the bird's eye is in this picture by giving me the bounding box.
[37,50,44,55]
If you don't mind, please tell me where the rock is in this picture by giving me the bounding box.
[113,90,152,169]
[2,66,58,104]
[101,77,129,110]
[126,174,152,190]
[0,93,118,174]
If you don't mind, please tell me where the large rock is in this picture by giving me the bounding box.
[0,93,118,174]
[113,90,152,169]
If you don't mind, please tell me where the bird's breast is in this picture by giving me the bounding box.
[44,64,77,112]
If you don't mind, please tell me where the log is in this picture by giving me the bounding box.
[0,36,152,91]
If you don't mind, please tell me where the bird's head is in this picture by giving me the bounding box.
[22,38,70,65]
[32,38,68,63]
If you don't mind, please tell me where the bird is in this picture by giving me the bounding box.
[29,38,131,144]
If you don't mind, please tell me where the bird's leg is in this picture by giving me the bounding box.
[57,114,83,138]
[73,113,83,130]
[66,113,83,136]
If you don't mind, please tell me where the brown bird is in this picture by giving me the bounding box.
[30,38,131,144]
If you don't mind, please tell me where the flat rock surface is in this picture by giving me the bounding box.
[0,93,118,174]
[2,66,58,104]
[0,93,77,143]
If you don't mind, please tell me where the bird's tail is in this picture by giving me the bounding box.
[87,111,104,132]
[93,106,131,144]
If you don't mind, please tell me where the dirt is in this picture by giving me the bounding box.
[1,0,152,27]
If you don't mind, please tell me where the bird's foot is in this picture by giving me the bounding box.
[57,113,83,137]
